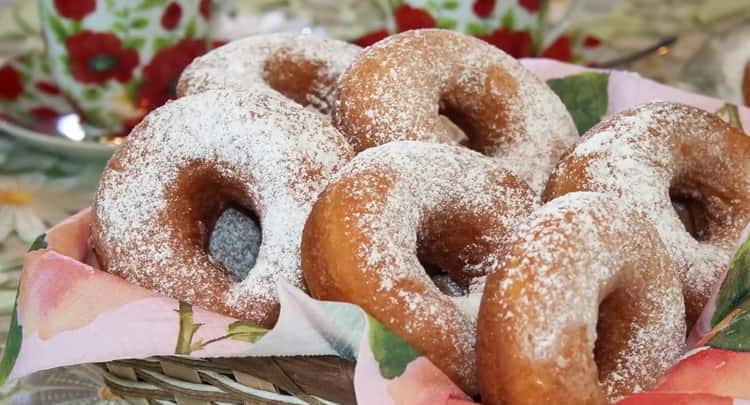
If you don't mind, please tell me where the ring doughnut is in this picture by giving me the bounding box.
[177,33,360,114]
[477,192,686,405]
[92,89,354,326]
[332,28,578,194]
[543,101,750,323]
[301,141,535,394]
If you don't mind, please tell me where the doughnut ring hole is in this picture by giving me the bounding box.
[166,161,262,282]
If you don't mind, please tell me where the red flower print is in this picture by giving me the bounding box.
[583,35,602,48]
[35,81,61,95]
[473,0,496,18]
[518,0,541,12]
[161,2,182,30]
[211,39,228,49]
[30,107,60,120]
[199,0,211,20]
[161,3,182,30]
[65,30,139,84]
[541,35,572,62]
[54,0,96,21]
[478,29,533,58]
[394,4,436,32]
[353,29,389,47]
[134,39,207,111]
[0,65,23,100]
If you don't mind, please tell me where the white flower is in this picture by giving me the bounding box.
[0,175,91,243]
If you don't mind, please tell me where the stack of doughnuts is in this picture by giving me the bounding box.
[91,28,750,405]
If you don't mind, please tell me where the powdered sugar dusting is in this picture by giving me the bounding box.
[178,32,360,113]
[488,192,685,401]
[93,89,353,322]
[332,140,535,380]
[333,29,578,195]
[547,101,750,318]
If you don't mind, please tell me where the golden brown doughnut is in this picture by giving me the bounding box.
[477,192,686,405]
[544,101,750,323]
[177,33,360,114]
[332,28,578,194]
[92,89,354,326]
[301,141,535,395]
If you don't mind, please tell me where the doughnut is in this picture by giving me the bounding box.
[92,89,354,326]
[477,192,686,405]
[301,141,535,394]
[543,101,750,323]
[176,33,360,115]
[332,28,578,194]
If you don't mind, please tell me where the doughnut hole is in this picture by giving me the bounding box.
[669,177,737,244]
[594,287,645,386]
[164,161,260,281]
[208,206,262,282]
[263,51,332,112]
[417,207,497,297]
[438,64,518,154]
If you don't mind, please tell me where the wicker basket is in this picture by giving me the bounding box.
[99,356,355,404]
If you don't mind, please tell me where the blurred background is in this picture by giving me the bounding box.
[0,0,749,403]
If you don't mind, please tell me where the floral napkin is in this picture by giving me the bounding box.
[2,59,750,405]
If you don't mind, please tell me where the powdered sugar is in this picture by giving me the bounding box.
[93,89,353,322]
[177,32,360,114]
[485,192,685,401]
[333,29,578,195]
[547,101,750,320]
[329,140,535,381]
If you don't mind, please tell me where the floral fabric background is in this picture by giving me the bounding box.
[39,0,212,134]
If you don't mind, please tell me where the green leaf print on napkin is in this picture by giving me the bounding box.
[368,315,419,379]
[708,297,750,351]
[226,320,268,343]
[174,301,202,355]
[0,300,22,385]
[547,72,609,134]
[712,236,750,327]
[28,234,47,251]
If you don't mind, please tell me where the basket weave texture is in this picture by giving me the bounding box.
[100,356,355,404]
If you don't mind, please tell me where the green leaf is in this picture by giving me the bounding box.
[547,72,609,134]
[367,315,419,379]
[83,87,101,101]
[466,22,489,36]
[70,21,82,33]
[46,15,68,43]
[136,0,167,11]
[184,18,196,38]
[153,37,174,50]
[436,17,457,30]
[226,320,268,343]
[174,301,202,354]
[122,37,145,49]
[442,0,459,10]
[130,18,149,29]
[0,298,22,385]
[712,236,750,327]
[708,298,750,351]
[28,234,47,251]
[112,21,128,35]
[501,9,515,29]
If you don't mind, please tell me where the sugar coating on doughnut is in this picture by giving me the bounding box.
[177,33,360,113]
[324,141,535,383]
[333,29,578,194]
[486,193,685,402]
[545,101,750,321]
[93,89,353,322]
